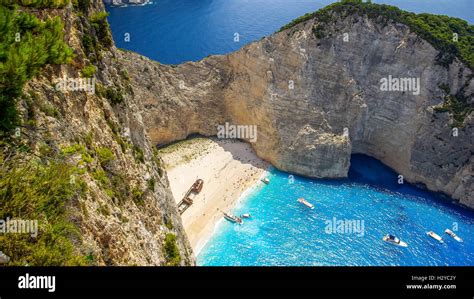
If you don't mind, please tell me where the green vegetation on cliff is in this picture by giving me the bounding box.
[0,144,88,265]
[78,9,113,65]
[88,11,113,49]
[164,233,181,266]
[0,3,74,135]
[280,0,474,69]
[1,0,69,8]
[434,83,473,127]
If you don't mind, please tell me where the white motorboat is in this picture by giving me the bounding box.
[444,229,463,242]
[382,234,408,247]
[261,178,270,184]
[224,212,243,224]
[297,198,314,209]
[241,213,251,219]
[427,231,444,243]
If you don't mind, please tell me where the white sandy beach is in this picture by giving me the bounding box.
[157,137,268,255]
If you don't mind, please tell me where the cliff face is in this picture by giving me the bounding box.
[122,12,473,208]
[13,1,194,265]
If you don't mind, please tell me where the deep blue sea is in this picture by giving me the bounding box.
[197,155,474,266]
[105,1,474,265]
[106,0,474,64]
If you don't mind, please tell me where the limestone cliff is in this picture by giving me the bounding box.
[120,6,473,208]
[4,1,473,266]
[4,1,193,265]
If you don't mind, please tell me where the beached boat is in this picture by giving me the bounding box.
[241,213,251,219]
[297,198,314,209]
[191,179,204,193]
[382,234,408,247]
[427,231,444,243]
[444,229,463,242]
[261,178,270,184]
[224,212,243,224]
[178,179,203,214]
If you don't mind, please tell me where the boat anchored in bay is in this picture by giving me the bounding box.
[224,212,243,224]
[241,213,251,219]
[297,198,314,209]
[382,234,408,247]
[427,231,444,243]
[445,229,463,242]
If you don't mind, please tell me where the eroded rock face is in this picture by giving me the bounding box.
[122,13,473,208]
[20,1,194,266]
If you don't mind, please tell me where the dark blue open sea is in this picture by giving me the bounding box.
[106,1,474,265]
[106,0,473,64]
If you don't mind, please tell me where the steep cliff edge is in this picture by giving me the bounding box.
[1,1,193,265]
[121,3,473,208]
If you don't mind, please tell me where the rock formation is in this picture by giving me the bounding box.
[120,7,473,208]
[8,1,194,266]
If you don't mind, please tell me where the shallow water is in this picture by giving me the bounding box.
[197,155,474,266]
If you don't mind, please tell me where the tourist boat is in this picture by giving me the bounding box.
[261,178,270,184]
[224,212,243,224]
[444,229,463,242]
[382,234,408,247]
[297,198,314,209]
[241,213,251,219]
[427,231,444,243]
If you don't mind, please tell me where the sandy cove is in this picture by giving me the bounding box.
[157,137,269,255]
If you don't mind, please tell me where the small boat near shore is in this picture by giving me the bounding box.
[383,234,408,247]
[297,198,314,209]
[427,231,444,243]
[261,178,270,184]
[445,229,463,242]
[241,213,251,219]
[224,212,243,224]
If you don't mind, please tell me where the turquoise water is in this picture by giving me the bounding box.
[106,0,474,64]
[197,155,474,266]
